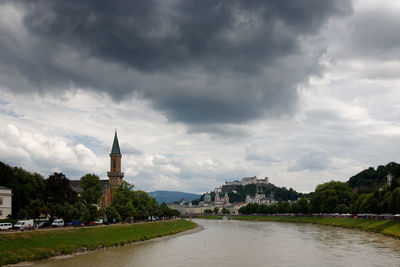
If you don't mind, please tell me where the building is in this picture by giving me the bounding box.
[105,130,124,207]
[245,193,276,205]
[169,191,239,215]
[221,176,270,193]
[0,186,12,219]
[69,131,125,208]
[215,192,229,205]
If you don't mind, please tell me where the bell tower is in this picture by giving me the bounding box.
[105,130,124,206]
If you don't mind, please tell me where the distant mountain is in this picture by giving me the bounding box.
[147,190,201,204]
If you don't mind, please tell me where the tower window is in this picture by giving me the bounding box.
[113,160,116,169]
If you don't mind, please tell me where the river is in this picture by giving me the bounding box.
[31,219,400,267]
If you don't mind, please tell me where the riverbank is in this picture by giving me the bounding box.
[0,219,197,266]
[197,215,400,239]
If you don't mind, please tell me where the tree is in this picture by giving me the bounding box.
[45,173,78,220]
[221,207,230,214]
[111,181,158,221]
[45,173,77,205]
[26,199,46,221]
[106,206,120,222]
[80,173,102,205]
[391,187,400,213]
[0,161,46,218]
[16,209,28,219]
[379,191,392,213]
[294,198,309,214]
[310,181,353,213]
[213,207,219,214]
[204,209,213,214]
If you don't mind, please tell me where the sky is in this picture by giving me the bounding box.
[1,0,400,194]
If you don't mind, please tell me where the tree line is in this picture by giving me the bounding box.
[0,161,178,222]
[240,178,400,215]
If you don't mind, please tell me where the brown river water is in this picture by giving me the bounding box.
[30,219,400,267]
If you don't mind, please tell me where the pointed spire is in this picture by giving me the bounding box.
[111,130,121,154]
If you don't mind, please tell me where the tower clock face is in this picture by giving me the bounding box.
[112,178,117,184]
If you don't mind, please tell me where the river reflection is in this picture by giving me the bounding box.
[32,219,400,267]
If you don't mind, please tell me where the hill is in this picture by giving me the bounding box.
[147,190,201,204]
[348,162,400,192]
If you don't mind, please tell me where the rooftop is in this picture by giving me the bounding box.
[69,180,110,194]
[111,131,121,154]
[0,186,11,190]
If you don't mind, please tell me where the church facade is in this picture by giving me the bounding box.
[69,131,125,208]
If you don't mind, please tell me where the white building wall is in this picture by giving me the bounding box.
[0,187,12,219]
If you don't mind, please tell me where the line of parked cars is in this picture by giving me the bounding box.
[0,218,105,231]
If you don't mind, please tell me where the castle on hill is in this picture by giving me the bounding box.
[214,176,270,193]
[69,131,124,208]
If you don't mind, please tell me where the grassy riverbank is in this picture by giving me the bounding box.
[197,215,400,239]
[0,219,196,266]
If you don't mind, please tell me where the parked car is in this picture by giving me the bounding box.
[37,221,50,228]
[14,219,34,230]
[94,219,103,225]
[66,220,81,227]
[52,219,64,227]
[0,222,13,230]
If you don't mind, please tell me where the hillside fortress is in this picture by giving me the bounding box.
[215,176,269,193]
[70,131,124,208]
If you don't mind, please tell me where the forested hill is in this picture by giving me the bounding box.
[147,190,201,204]
[348,162,400,192]
[201,183,305,203]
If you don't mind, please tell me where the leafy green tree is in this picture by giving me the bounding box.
[221,207,230,214]
[45,173,77,205]
[391,187,400,213]
[106,206,121,222]
[353,193,371,213]
[26,199,46,221]
[112,181,158,221]
[213,207,219,214]
[335,204,350,213]
[294,198,309,214]
[0,161,46,218]
[379,191,392,213]
[16,209,28,219]
[80,174,102,205]
[310,181,353,213]
[204,209,213,214]
[83,204,99,222]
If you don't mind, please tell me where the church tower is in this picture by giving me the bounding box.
[105,130,124,207]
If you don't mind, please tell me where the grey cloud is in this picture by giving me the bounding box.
[120,143,143,155]
[350,10,400,59]
[1,0,352,126]
[288,150,331,172]
[244,144,279,163]
[187,123,250,138]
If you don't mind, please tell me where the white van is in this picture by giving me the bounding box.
[0,222,12,230]
[14,219,34,230]
[52,219,64,227]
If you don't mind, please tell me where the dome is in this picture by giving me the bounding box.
[204,194,211,199]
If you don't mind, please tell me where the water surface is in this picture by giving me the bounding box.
[32,219,400,267]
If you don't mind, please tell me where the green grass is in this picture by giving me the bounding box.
[0,219,197,266]
[231,216,400,238]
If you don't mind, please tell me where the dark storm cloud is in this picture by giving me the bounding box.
[350,9,400,59]
[1,0,352,126]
